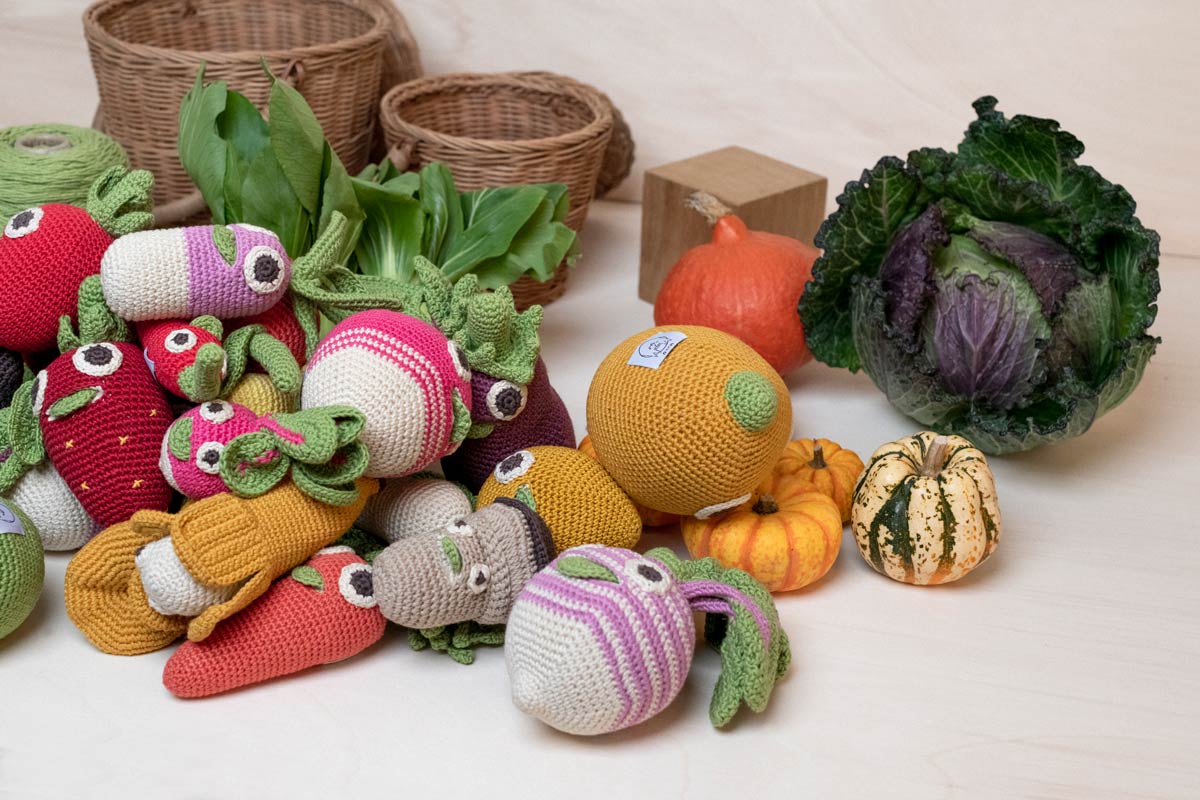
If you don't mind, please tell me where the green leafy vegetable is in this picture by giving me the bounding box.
[799,97,1160,454]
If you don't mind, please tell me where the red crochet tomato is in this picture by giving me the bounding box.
[137,320,226,400]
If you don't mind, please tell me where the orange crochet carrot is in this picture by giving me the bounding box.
[163,546,386,698]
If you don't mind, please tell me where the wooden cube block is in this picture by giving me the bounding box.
[638,146,827,303]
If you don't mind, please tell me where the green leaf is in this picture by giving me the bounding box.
[420,163,461,263]
[555,555,618,582]
[167,418,193,462]
[267,73,327,215]
[217,89,270,167]
[178,67,229,223]
[440,536,463,574]
[441,187,545,280]
[291,564,325,590]
[350,175,425,281]
[315,143,363,262]
[240,148,308,259]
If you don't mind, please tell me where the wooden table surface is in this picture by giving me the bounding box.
[1,3,1197,799]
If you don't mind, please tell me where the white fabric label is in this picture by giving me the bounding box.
[0,501,26,535]
[627,331,688,369]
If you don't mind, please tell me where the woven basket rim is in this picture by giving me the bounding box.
[83,0,391,66]
[381,71,613,153]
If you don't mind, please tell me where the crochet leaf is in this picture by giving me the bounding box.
[85,167,155,237]
[222,326,302,398]
[291,565,324,590]
[0,381,45,493]
[646,547,791,728]
[450,388,471,445]
[59,276,129,351]
[555,554,618,583]
[167,417,193,461]
[409,621,505,665]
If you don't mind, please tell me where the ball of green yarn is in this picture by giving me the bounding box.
[0,124,130,223]
[0,499,43,640]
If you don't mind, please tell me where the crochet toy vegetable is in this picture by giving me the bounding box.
[100,222,292,322]
[506,545,790,735]
[0,499,43,640]
[654,192,818,374]
[225,372,297,416]
[158,400,260,499]
[32,279,173,527]
[0,348,23,409]
[799,97,1161,454]
[773,438,864,523]
[372,497,555,631]
[137,316,300,403]
[578,435,678,528]
[162,546,386,698]
[357,474,474,543]
[64,476,378,655]
[477,446,641,553]
[301,309,472,478]
[852,432,1000,585]
[0,381,99,551]
[587,325,792,518]
[0,167,153,354]
[682,468,842,592]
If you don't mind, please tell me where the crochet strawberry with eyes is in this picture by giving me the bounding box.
[0,168,154,354]
[33,278,173,527]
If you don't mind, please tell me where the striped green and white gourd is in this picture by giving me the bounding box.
[851,431,1000,585]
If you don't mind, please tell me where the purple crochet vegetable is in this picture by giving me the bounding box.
[101,223,291,322]
[441,357,575,491]
[505,545,790,735]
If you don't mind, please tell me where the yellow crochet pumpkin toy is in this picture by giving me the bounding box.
[476,446,642,552]
[586,325,792,518]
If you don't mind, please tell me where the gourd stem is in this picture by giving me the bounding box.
[685,191,732,225]
[808,440,827,469]
[752,494,779,515]
[921,435,950,477]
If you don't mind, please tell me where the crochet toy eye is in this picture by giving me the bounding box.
[242,246,285,295]
[338,562,377,609]
[493,450,534,484]
[624,559,672,595]
[3,207,42,239]
[467,564,491,594]
[485,380,528,422]
[447,341,471,382]
[31,370,46,415]
[446,518,474,536]
[164,329,198,354]
[72,343,123,377]
[198,400,235,424]
[194,442,225,475]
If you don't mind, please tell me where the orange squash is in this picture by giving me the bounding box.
[772,438,864,523]
[578,436,679,528]
[681,471,841,592]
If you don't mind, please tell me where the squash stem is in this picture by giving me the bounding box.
[685,191,732,225]
[921,435,950,477]
[752,494,779,515]
[808,440,827,469]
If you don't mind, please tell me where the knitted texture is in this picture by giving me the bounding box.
[64,477,378,654]
[101,223,292,322]
[373,497,555,629]
[137,319,225,401]
[442,357,576,492]
[7,461,101,550]
[137,536,239,617]
[226,373,298,416]
[162,547,386,698]
[224,293,316,369]
[505,545,790,735]
[0,499,44,639]
[358,475,474,543]
[578,436,679,528]
[302,310,473,478]
[476,446,641,553]
[586,326,792,517]
[37,341,174,527]
[0,348,22,409]
[160,400,261,500]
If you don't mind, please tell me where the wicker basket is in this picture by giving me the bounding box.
[379,71,614,307]
[83,0,397,213]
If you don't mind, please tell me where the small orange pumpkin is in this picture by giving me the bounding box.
[772,438,863,523]
[681,471,842,592]
[578,436,679,527]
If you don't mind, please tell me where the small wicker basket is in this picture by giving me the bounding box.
[379,71,614,307]
[83,0,408,217]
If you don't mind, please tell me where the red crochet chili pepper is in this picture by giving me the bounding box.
[162,546,386,698]
[137,319,226,401]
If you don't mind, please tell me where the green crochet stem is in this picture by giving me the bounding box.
[219,406,367,505]
[646,548,791,728]
[58,276,129,352]
[221,325,302,398]
[85,166,155,237]
[177,342,225,402]
[409,622,505,665]
[0,381,46,493]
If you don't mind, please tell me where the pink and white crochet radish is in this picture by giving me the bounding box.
[100,223,291,322]
[159,400,261,499]
[301,310,472,478]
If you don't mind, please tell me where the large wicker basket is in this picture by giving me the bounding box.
[379,71,614,307]
[83,0,402,216]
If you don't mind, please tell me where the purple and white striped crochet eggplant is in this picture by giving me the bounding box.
[505,545,790,735]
